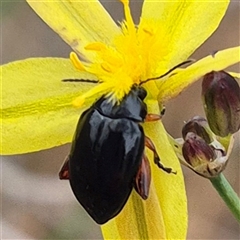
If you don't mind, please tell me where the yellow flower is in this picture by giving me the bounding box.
[1,0,239,239]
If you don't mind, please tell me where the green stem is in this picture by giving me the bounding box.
[210,173,240,222]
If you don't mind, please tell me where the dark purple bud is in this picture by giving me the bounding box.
[182,132,216,168]
[202,71,240,137]
[182,116,212,144]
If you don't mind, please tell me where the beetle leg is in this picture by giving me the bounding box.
[145,114,162,122]
[134,153,151,200]
[59,155,70,180]
[145,137,177,174]
[145,107,165,122]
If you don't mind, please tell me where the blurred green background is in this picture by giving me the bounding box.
[1,1,239,239]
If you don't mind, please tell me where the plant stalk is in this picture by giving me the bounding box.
[210,173,240,222]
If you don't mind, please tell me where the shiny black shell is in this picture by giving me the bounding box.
[69,85,147,224]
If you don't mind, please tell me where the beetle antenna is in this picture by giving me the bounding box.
[140,59,194,85]
[62,79,99,84]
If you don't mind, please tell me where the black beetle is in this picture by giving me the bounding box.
[59,84,174,224]
[58,61,193,224]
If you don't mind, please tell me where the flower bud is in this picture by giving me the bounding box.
[202,71,240,137]
[182,116,213,144]
[181,132,229,178]
[182,132,215,168]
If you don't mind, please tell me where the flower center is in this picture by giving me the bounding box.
[71,0,163,107]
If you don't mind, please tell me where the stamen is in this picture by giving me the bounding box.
[70,52,86,71]
[101,62,113,73]
[73,96,85,107]
[85,42,107,51]
[143,27,154,36]
[73,83,112,108]
[119,0,136,35]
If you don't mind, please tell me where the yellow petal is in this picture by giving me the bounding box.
[139,0,229,70]
[228,71,240,79]
[102,189,166,239]
[26,0,120,60]
[102,100,187,240]
[1,58,96,154]
[158,46,240,103]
